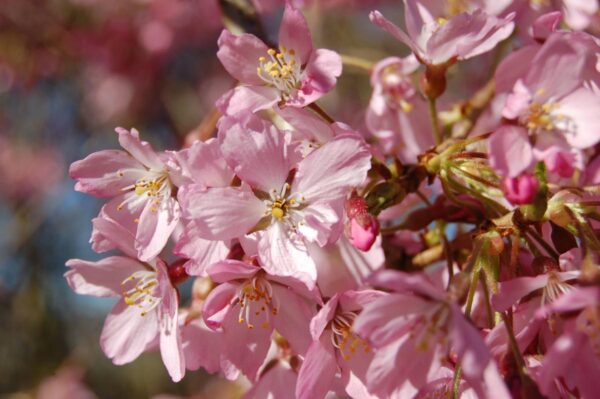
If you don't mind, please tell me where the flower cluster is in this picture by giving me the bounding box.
[66,1,600,397]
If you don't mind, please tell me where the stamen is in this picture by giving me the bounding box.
[257,46,302,99]
[235,275,278,330]
[121,271,161,316]
[330,312,370,361]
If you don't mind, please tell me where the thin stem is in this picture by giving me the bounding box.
[501,311,528,384]
[416,189,432,206]
[308,102,335,124]
[453,250,482,398]
[428,96,442,145]
[480,272,495,328]
[340,54,374,71]
[522,226,560,260]
[452,364,462,399]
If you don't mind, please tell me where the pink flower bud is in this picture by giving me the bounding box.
[346,193,379,251]
[502,174,539,205]
[349,217,380,251]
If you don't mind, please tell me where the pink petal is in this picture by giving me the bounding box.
[70,150,143,198]
[310,294,339,340]
[202,282,238,329]
[157,262,185,382]
[278,4,313,64]
[488,126,532,178]
[172,138,234,188]
[495,45,540,94]
[353,293,428,347]
[294,134,371,205]
[532,12,562,40]
[429,10,514,63]
[135,197,180,261]
[449,306,510,398]
[492,275,549,312]
[369,10,420,57]
[503,80,532,120]
[65,256,145,297]
[297,202,341,246]
[206,259,260,283]
[339,289,387,312]
[116,127,164,171]
[537,330,583,395]
[275,107,334,143]
[296,333,338,399]
[217,30,269,85]
[222,312,272,380]
[244,362,298,399]
[219,120,295,192]
[292,49,342,106]
[403,0,435,42]
[181,317,225,374]
[368,270,446,301]
[271,284,314,354]
[216,86,279,117]
[100,299,159,365]
[557,87,600,149]
[258,223,317,289]
[174,221,230,277]
[308,237,385,298]
[537,286,600,318]
[178,184,264,241]
[91,199,139,258]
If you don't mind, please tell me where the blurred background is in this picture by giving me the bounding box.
[0,0,407,397]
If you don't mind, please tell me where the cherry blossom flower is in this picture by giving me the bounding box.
[534,287,600,398]
[353,269,510,398]
[69,127,181,261]
[178,119,371,287]
[369,0,515,66]
[201,259,316,379]
[366,56,435,162]
[216,3,342,116]
[296,290,385,399]
[65,255,184,382]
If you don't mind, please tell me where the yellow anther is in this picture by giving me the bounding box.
[400,100,414,113]
[267,49,276,56]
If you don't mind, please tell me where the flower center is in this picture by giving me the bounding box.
[541,272,572,306]
[237,275,279,330]
[117,171,171,213]
[409,303,449,352]
[121,270,161,316]
[380,65,414,113]
[523,101,562,133]
[264,183,305,229]
[331,311,370,361]
[257,47,302,98]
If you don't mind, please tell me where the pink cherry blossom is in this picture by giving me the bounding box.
[65,256,184,382]
[366,56,435,162]
[216,3,342,115]
[69,127,181,261]
[369,1,515,66]
[534,287,600,398]
[201,259,316,379]
[296,290,385,399]
[179,119,371,287]
[353,269,510,399]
